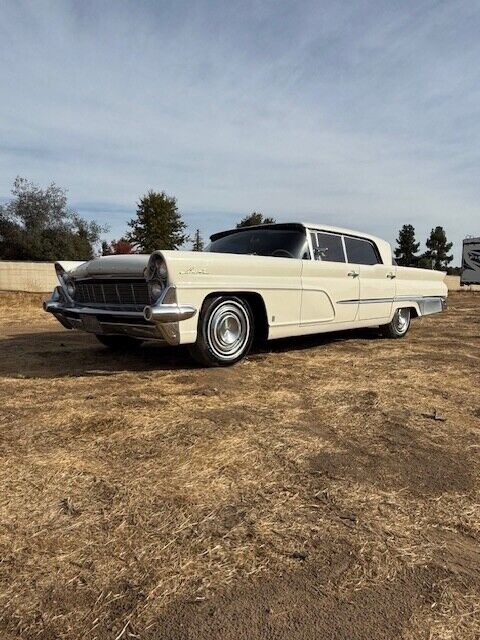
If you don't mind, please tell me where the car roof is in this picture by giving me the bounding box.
[210,222,392,264]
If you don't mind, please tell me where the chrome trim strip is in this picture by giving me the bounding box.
[335,295,447,316]
[337,297,394,304]
[341,234,348,263]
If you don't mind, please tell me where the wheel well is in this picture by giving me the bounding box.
[202,292,269,342]
[393,305,419,319]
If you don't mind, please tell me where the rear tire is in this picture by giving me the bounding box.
[380,308,411,339]
[189,296,254,366]
[95,335,143,350]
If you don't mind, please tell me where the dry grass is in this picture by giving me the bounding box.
[0,291,478,639]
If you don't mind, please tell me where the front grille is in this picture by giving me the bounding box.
[73,279,151,307]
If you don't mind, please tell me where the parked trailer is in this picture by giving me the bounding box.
[461,237,480,286]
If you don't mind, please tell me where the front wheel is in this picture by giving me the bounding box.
[189,296,254,366]
[95,335,143,350]
[380,308,411,339]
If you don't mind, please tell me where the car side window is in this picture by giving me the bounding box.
[344,236,381,265]
[310,232,345,263]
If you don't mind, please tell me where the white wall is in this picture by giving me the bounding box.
[445,275,480,292]
[0,261,57,293]
[0,261,479,294]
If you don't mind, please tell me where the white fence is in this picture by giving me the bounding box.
[0,261,478,294]
[0,261,58,293]
[444,275,480,292]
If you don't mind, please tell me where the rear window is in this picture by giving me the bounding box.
[344,236,381,265]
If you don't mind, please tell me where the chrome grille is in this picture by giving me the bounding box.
[73,280,150,307]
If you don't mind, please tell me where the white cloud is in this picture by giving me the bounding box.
[1,0,479,259]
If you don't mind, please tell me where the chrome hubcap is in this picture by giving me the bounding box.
[207,301,250,360]
[394,308,410,334]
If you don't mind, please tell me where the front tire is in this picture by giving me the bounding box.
[189,296,254,366]
[95,335,143,350]
[380,308,411,339]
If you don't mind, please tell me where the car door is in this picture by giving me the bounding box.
[343,235,396,321]
[301,230,360,325]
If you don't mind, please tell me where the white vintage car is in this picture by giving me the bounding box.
[44,223,447,366]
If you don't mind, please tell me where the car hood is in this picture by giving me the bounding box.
[70,254,150,279]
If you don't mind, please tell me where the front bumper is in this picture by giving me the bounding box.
[43,286,196,345]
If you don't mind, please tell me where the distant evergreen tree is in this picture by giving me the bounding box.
[236,211,276,228]
[422,226,453,270]
[394,224,420,266]
[101,240,112,256]
[191,229,204,251]
[127,190,188,253]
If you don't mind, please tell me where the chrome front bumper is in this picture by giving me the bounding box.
[43,286,196,345]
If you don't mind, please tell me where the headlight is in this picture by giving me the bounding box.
[65,278,75,297]
[158,261,167,280]
[147,254,168,282]
[150,281,164,301]
[55,264,75,298]
[152,255,167,281]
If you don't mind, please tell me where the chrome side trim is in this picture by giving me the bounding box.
[337,297,394,304]
[418,296,447,315]
[336,295,447,316]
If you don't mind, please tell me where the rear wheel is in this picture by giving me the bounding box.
[95,335,143,350]
[380,308,411,338]
[189,296,254,366]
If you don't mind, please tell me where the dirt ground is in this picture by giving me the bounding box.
[0,291,479,640]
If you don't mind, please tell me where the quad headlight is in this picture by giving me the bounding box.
[147,254,168,302]
[157,260,168,280]
[65,277,75,297]
[55,264,75,298]
[150,254,168,281]
[149,281,164,301]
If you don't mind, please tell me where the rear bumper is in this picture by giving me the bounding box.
[43,286,197,345]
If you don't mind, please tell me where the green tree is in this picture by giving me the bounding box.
[422,226,453,270]
[191,229,204,251]
[394,224,420,266]
[0,176,104,261]
[236,211,276,228]
[101,240,112,256]
[127,190,188,253]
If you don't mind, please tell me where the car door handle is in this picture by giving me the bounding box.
[386,273,396,279]
[347,270,359,277]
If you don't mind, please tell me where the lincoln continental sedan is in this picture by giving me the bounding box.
[44,223,448,366]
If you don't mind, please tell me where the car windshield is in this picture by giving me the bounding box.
[205,228,308,259]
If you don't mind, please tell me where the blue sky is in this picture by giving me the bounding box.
[1,0,479,262]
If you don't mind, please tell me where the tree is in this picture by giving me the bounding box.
[236,211,276,228]
[394,224,420,266]
[101,240,112,256]
[112,238,135,254]
[422,226,453,270]
[102,237,135,255]
[0,176,104,261]
[191,229,204,251]
[127,190,188,253]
